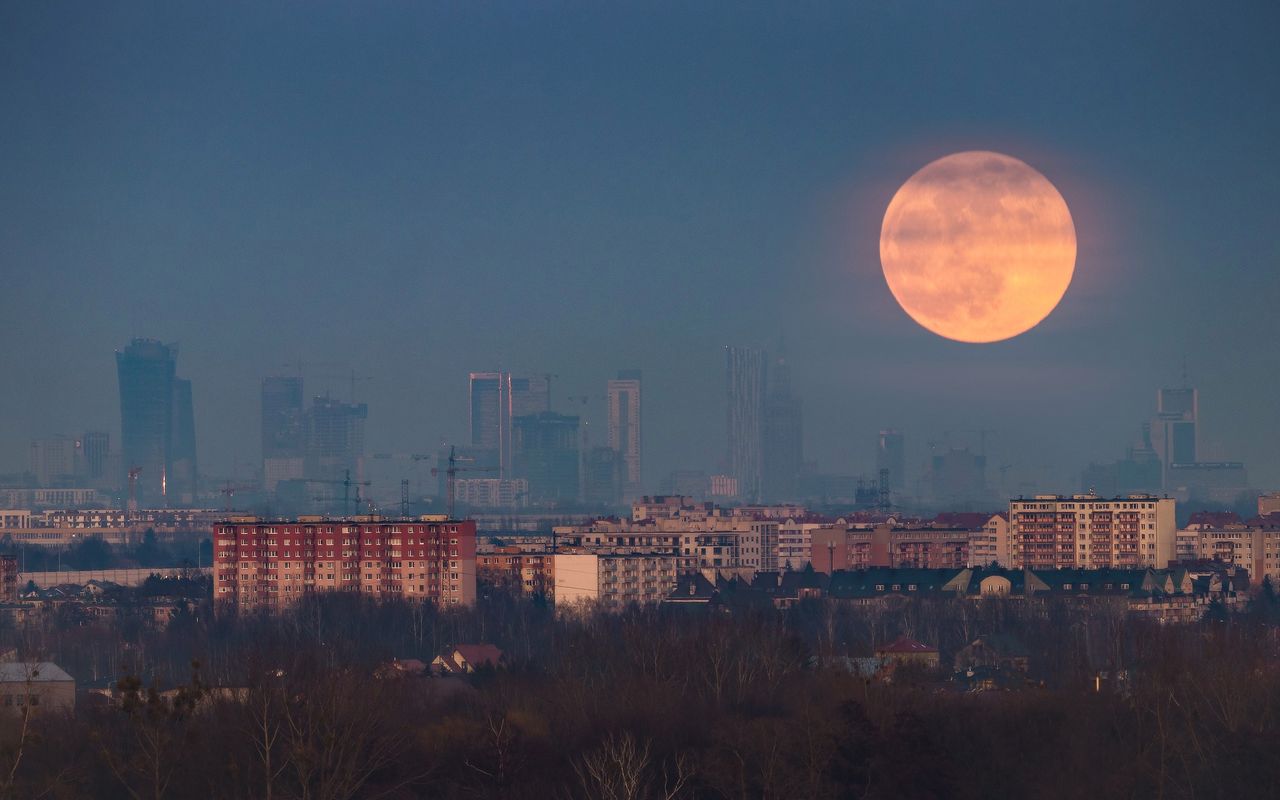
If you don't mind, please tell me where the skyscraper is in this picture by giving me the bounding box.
[262,377,305,492]
[1152,386,1197,489]
[512,411,580,506]
[169,378,198,504]
[725,346,767,502]
[116,339,196,507]
[75,431,111,487]
[876,430,905,492]
[305,396,367,484]
[29,436,75,487]
[762,357,802,503]
[469,372,551,475]
[607,370,642,500]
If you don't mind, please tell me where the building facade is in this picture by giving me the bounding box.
[116,339,197,507]
[213,517,477,612]
[553,552,678,612]
[725,346,767,503]
[607,370,643,500]
[1008,494,1176,570]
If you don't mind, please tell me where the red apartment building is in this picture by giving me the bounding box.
[214,516,476,612]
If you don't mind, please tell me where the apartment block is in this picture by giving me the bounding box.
[552,552,679,612]
[214,516,476,612]
[1008,495,1176,570]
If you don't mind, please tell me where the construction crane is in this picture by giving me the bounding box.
[219,482,259,512]
[304,470,371,516]
[431,445,498,518]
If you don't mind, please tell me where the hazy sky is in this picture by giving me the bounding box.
[2,2,1278,493]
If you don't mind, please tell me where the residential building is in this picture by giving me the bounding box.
[0,555,16,601]
[1260,492,1280,517]
[213,516,477,612]
[607,370,642,500]
[967,513,1011,567]
[725,346,767,503]
[0,662,75,715]
[453,478,528,510]
[777,520,833,570]
[553,552,679,612]
[432,644,504,675]
[1008,494,1177,570]
[1177,512,1280,584]
[477,547,554,595]
[811,523,975,573]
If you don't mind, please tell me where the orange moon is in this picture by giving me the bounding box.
[879,151,1077,343]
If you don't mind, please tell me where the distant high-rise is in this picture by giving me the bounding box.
[116,339,196,507]
[582,445,623,507]
[30,436,75,487]
[1152,386,1197,489]
[762,356,803,503]
[169,378,198,504]
[75,431,111,487]
[876,430,905,492]
[305,396,367,484]
[725,346,767,503]
[607,370,642,500]
[512,412,580,506]
[261,377,305,492]
[470,372,550,475]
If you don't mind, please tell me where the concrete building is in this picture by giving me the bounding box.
[582,446,622,508]
[1152,386,1197,489]
[453,478,528,509]
[554,517,766,575]
[967,513,1010,567]
[213,516,476,612]
[811,523,975,573]
[607,370,643,500]
[0,662,75,715]
[477,547,553,595]
[1008,494,1177,570]
[1177,512,1280,585]
[1,555,15,601]
[777,520,835,570]
[725,346,767,503]
[552,552,678,612]
[1260,492,1280,517]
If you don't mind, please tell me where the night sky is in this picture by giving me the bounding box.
[2,2,1278,492]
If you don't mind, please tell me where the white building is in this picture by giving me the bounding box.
[552,552,678,612]
[1008,494,1176,570]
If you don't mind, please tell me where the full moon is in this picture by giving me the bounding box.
[879,151,1077,343]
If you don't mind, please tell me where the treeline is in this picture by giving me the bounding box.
[0,532,212,573]
[3,592,1280,798]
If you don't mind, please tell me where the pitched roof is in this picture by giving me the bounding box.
[0,662,74,683]
[453,644,503,668]
[876,636,937,655]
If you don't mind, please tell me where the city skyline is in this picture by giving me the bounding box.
[2,3,1279,494]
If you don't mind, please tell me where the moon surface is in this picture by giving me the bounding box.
[879,151,1077,343]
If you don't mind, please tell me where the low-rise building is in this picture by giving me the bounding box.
[0,662,75,714]
[1176,512,1280,585]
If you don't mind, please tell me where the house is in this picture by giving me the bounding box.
[954,635,1030,673]
[0,662,75,714]
[432,644,504,675]
[874,637,940,670]
[375,658,429,679]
